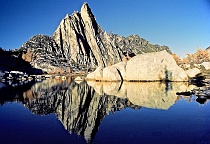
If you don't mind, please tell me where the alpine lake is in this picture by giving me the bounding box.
[0,77,210,144]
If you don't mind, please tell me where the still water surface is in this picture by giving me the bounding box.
[0,78,210,144]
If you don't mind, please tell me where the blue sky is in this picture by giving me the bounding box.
[0,0,209,57]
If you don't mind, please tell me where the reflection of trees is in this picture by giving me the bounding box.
[0,80,35,105]
[21,78,140,143]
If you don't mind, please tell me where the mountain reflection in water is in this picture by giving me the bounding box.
[22,78,142,143]
[0,78,202,143]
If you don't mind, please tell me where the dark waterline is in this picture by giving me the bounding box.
[0,78,210,144]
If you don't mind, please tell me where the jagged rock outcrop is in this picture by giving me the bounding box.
[111,34,172,54]
[205,46,210,53]
[14,2,172,74]
[52,2,123,68]
[17,34,71,74]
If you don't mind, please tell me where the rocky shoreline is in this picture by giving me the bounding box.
[1,68,210,106]
[0,70,88,87]
[176,75,210,104]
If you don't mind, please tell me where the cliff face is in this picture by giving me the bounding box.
[52,2,123,68]
[15,2,172,74]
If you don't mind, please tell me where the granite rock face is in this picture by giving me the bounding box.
[52,2,123,68]
[185,68,201,78]
[201,62,210,70]
[86,62,126,81]
[126,50,188,81]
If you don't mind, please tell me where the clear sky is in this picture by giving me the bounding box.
[0,0,210,57]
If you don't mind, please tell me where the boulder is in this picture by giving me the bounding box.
[86,72,95,80]
[185,68,201,78]
[86,62,126,81]
[74,76,84,84]
[94,66,103,80]
[75,76,83,81]
[125,50,188,81]
[112,62,127,80]
[103,66,122,81]
[86,66,103,81]
[201,62,210,70]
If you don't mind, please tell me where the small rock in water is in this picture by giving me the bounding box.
[75,76,83,81]
[176,91,193,96]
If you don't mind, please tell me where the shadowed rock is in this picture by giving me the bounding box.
[17,34,71,74]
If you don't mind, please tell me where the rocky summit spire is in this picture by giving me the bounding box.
[80,2,97,35]
[81,2,92,15]
[81,2,95,21]
[16,2,172,74]
[52,2,123,69]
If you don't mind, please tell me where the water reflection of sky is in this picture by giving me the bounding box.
[0,79,210,144]
[95,97,210,144]
[0,102,85,144]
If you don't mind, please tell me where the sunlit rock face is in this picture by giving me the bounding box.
[126,50,188,81]
[201,62,210,70]
[185,68,201,78]
[86,66,104,81]
[52,2,122,68]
